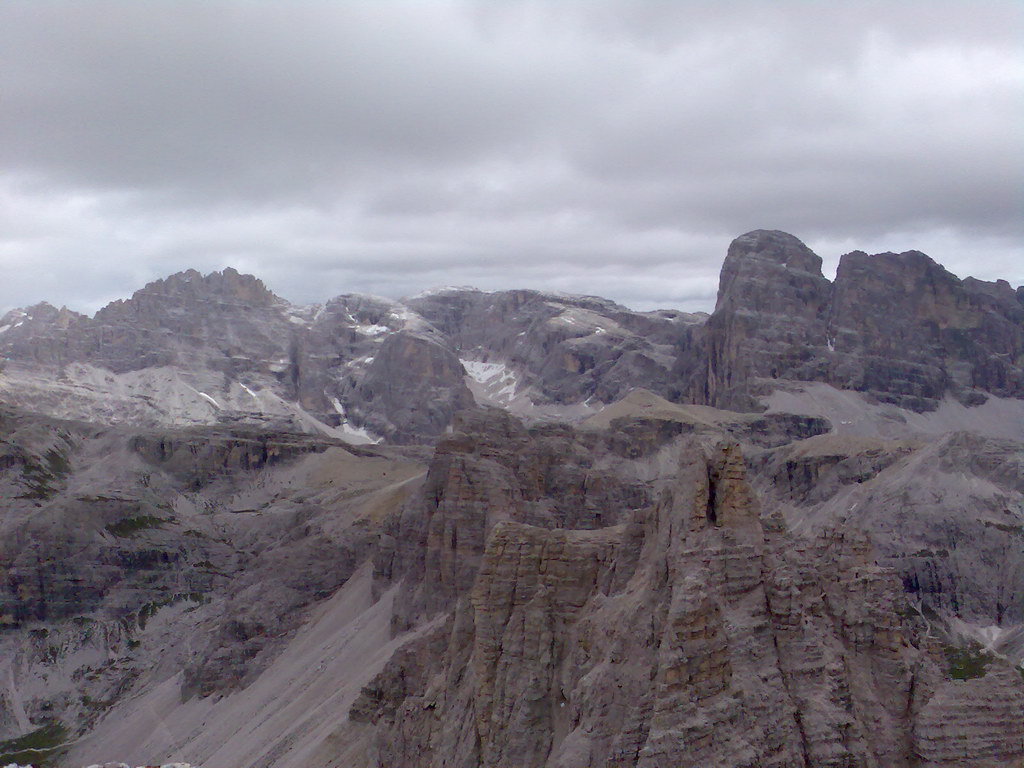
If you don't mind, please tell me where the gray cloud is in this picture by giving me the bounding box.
[1,0,1021,315]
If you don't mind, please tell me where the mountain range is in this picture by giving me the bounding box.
[1,230,1022,767]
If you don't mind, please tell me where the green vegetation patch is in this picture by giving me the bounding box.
[983,520,1024,536]
[105,514,168,537]
[138,591,207,630]
[17,447,71,500]
[944,641,994,681]
[0,722,68,766]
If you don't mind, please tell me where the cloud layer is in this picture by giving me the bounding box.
[2,1,1021,313]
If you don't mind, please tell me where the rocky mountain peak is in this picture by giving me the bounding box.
[702,231,832,408]
[701,230,1024,411]
[727,228,824,270]
[716,229,825,310]
[97,267,278,321]
[1,229,1020,441]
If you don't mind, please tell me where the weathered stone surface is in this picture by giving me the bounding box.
[0,232,1022,766]
[0,406,422,741]
[702,230,833,409]
[408,288,704,407]
[697,229,1024,411]
[913,670,1024,767]
[752,429,1024,624]
[348,331,475,444]
[355,411,1023,768]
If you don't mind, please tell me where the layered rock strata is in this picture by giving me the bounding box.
[698,230,1024,411]
[0,405,424,744]
[355,410,1024,767]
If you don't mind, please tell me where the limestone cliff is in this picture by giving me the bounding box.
[354,410,1024,768]
[700,230,1024,411]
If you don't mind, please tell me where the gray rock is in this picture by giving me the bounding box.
[696,229,1024,411]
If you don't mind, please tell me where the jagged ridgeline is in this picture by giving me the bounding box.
[0,231,1022,767]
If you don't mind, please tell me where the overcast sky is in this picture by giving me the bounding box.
[2,1,1021,315]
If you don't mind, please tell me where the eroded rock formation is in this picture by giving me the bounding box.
[700,230,1024,411]
[354,410,1024,768]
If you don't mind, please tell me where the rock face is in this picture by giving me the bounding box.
[699,230,1024,411]
[702,230,833,409]
[350,331,475,444]
[0,405,423,749]
[354,409,1024,768]
[0,268,284,373]
[408,288,703,406]
[751,428,1024,625]
[1,398,1022,766]
[0,274,475,444]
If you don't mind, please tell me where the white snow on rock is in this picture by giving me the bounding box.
[330,398,381,445]
[462,360,518,401]
[354,324,390,337]
[388,307,429,331]
[407,285,488,299]
[460,357,600,422]
[194,391,221,410]
[461,359,521,407]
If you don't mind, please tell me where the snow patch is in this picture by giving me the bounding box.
[331,397,381,444]
[977,624,1007,653]
[462,359,519,405]
[195,391,221,409]
[355,324,390,337]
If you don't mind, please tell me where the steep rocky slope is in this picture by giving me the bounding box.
[0,406,426,765]
[0,272,473,445]
[358,409,1024,767]
[0,401,1015,767]
[407,287,705,407]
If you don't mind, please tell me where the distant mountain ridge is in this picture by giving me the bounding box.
[1,231,1021,445]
